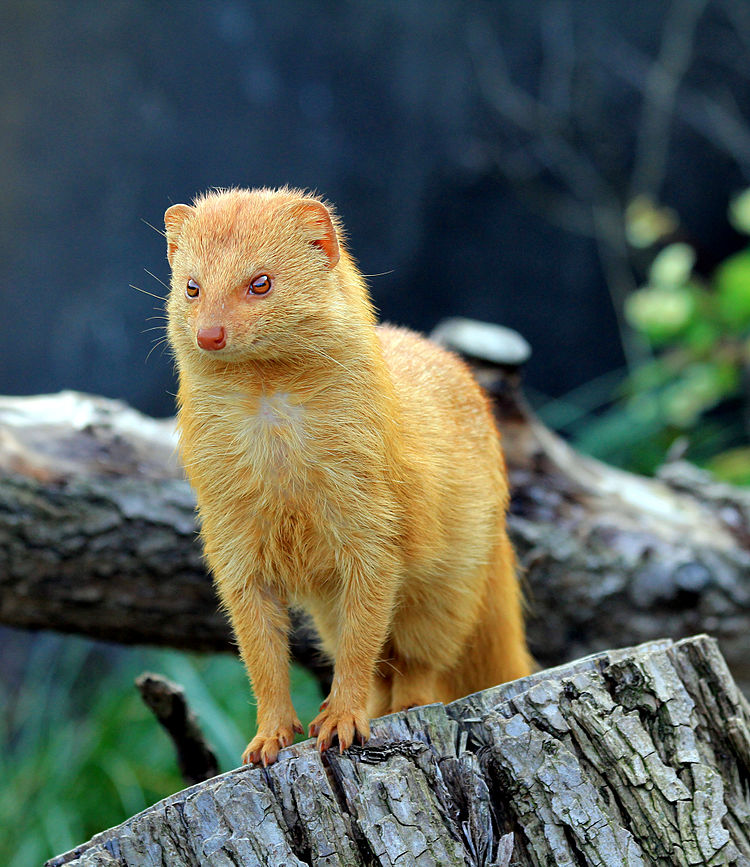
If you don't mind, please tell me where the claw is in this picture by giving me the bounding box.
[242,717,302,767]
[309,704,370,756]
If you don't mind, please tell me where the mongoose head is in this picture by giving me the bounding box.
[164,187,351,367]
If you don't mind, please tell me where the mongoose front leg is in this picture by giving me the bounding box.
[223,581,302,766]
[309,563,396,753]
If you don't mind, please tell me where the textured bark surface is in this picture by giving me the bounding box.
[2,387,750,694]
[0,391,330,689]
[47,635,750,866]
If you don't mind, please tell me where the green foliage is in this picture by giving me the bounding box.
[540,195,750,482]
[716,249,750,331]
[0,633,322,866]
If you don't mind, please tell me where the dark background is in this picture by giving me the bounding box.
[3,0,749,418]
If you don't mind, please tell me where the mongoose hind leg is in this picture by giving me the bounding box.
[367,669,393,719]
[388,657,452,713]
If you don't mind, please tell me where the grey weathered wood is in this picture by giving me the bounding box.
[0,391,330,689]
[46,636,750,866]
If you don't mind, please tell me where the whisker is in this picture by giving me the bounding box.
[145,337,169,363]
[141,218,166,238]
[360,270,394,278]
[144,268,170,291]
[130,284,165,301]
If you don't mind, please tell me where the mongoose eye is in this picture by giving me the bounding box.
[248,274,272,296]
[186,278,200,299]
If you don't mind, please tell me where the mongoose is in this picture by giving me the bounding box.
[164,187,532,766]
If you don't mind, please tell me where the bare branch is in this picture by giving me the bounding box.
[539,0,576,119]
[599,28,750,178]
[466,13,617,205]
[135,672,219,786]
[466,11,648,368]
[630,0,711,199]
[3,377,750,698]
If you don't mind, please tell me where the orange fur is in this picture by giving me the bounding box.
[164,187,532,766]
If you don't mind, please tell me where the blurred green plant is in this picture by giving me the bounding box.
[0,633,322,866]
[539,193,750,482]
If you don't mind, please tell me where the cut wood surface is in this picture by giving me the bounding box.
[2,381,749,694]
[47,635,750,866]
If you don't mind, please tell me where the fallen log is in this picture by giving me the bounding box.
[1,327,749,692]
[46,635,750,867]
[0,390,330,689]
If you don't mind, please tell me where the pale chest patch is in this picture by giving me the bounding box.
[256,392,306,436]
[221,390,310,493]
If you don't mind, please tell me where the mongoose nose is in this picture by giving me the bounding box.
[196,326,226,351]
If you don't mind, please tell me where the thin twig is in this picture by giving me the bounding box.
[136,672,219,785]
[629,0,711,199]
[598,29,750,178]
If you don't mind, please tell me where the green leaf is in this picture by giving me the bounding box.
[649,243,695,288]
[729,188,750,235]
[625,195,678,248]
[626,358,678,394]
[707,447,750,485]
[681,317,721,353]
[661,362,739,428]
[625,285,695,345]
[715,248,750,330]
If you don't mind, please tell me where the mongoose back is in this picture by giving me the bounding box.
[164,187,532,765]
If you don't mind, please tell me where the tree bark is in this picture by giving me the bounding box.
[2,381,750,693]
[46,635,750,866]
[0,391,330,689]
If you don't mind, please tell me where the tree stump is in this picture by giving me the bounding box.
[46,635,750,867]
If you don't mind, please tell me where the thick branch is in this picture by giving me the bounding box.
[2,363,750,693]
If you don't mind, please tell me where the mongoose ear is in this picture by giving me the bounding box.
[290,200,340,268]
[164,204,195,267]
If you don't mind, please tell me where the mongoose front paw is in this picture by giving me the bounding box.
[308,704,370,753]
[242,718,303,767]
